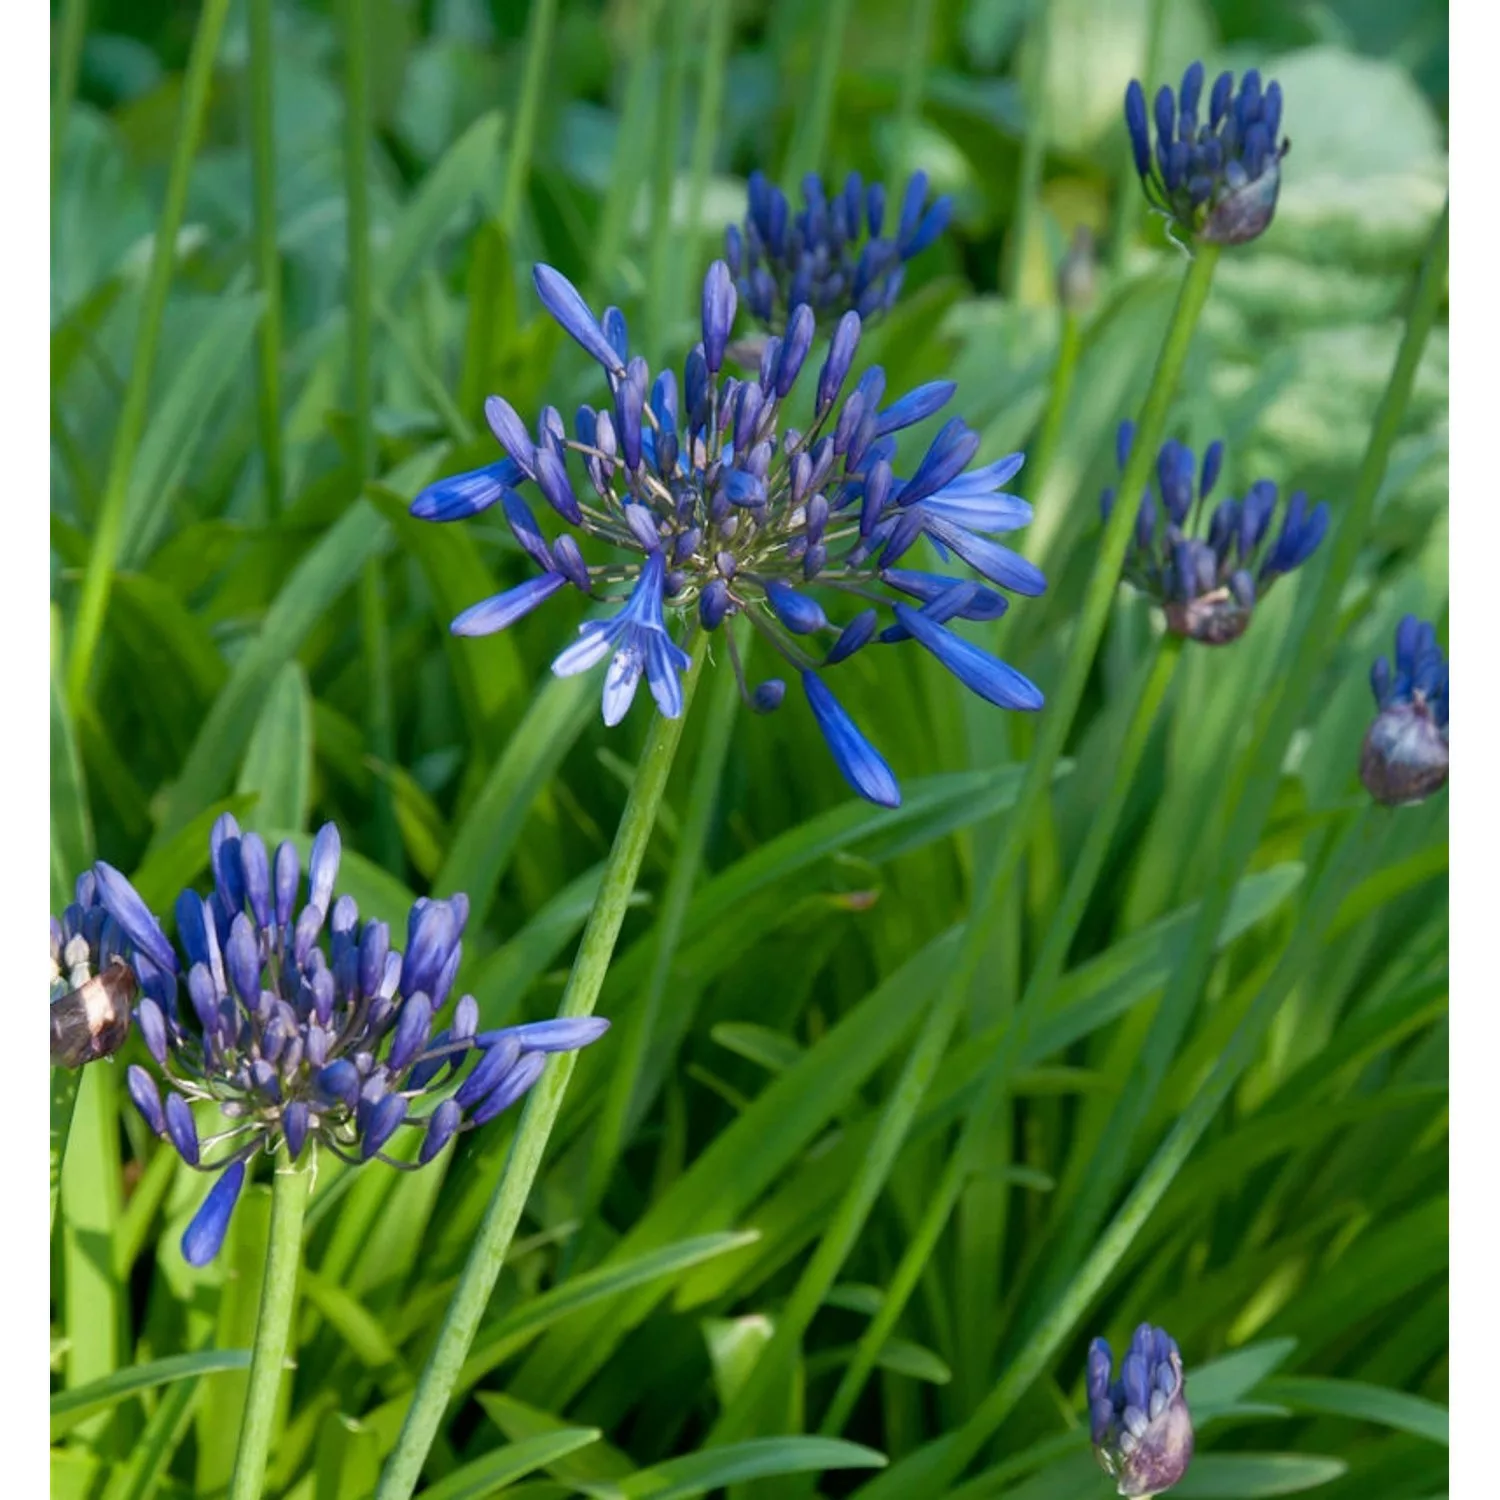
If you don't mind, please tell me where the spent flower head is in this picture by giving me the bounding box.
[50,872,137,1067]
[1360,614,1448,806]
[1103,422,1328,645]
[411,258,1045,808]
[1125,63,1289,248]
[1088,1324,1194,1497]
[86,815,608,1265]
[726,169,952,335]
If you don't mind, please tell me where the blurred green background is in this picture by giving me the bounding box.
[51,1,1448,1497]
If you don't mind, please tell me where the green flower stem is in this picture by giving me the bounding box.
[820,636,1182,1435]
[896,0,937,140]
[50,1066,84,1236]
[65,0,231,706]
[585,625,743,1212]
[1002,0,1052,301]
[1107,0,1169,270]
[51,0,90,205]
[902,808,1381,1497]
[343,0,400,874]
[500,0,557,231]
[711,249,1218,1445]
[227,1158,312,1500]
[248,0,284,515]
[375,637,708,1500]
[1027,199,1448,1313]
[782,0,855,187]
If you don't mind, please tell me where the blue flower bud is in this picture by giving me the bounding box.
[308,824,341,915]
[360,1094,408,1160]
[92,863,178,976]
[533,264,625,375]
[775,304,815,397]
[419,1099,463,1164]
[752,679,786,713]
[225,915,262,1007]
[470,1050,547,1126]
[182,1161,246,1268]
[456,1035,524,1109]
[1088,1325,1194,1498]
[127,1065,166,1136]
[315,1059,360,1110]
[766,581,828,635]
[700,578,732,630]
[164,1093,200,1165]
[702,259,737,373]
[817,312,861,414]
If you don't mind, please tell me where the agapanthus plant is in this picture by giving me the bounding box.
[1125,63,1289,248]
[1103,422,1328,645]
[1088,1324,1194,1497]
[726,169,952,333]
[411,259,1045,807]
[74,816,608,1265]
[1360,614,1448,806]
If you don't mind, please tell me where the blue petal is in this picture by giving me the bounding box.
[533,264,625,374]
[922,516,1048,596]
[477,1016,612,1053]
[181,1161,246,1267]
[893,604,1043,711]
[918,492,1033,533]
[92,862,178,975]
[451,573,567,637]
[410,460,519,521]
[801,671,901,808]
[875,381,956,437]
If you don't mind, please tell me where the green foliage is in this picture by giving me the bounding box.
[50,1,1446,1498]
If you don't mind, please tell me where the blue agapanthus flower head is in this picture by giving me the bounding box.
[1360,614,1448,806]
[1088,1324,1194,1497]
[411,258,1045,808]
[726,169,952,335]
[1124,63,1289,247]
[1103,422,1328,645]
[87,814,609,1265]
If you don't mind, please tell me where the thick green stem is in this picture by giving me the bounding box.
[782,0,855,187]
[248,0,284,514]
[65,0,231,706]
[1029,201,1447,1313]
[500,0,557,231]
[1002,0,1051,301]
[343,0,400,873]
[227,1160,311,1500]
[821,638,1181,1434]
[586,630,741,1211]
[374,640,707,1500]
[51,0,90,206]
[712,250,1217,1444]
[1107,0,1169,270]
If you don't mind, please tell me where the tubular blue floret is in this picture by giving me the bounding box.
[1360,614,1449,806]
[409,255,1045,807]
[1103,432,1325,645]
[1122,61,1290,246]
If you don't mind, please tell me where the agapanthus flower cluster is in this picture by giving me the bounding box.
[1125,63,1289,247]
[1360,615,1449,806]
[75,816,608,1265]
[411,259,1045,808]
[1088,1324,1194,1497]
[1103,423,1328,645]
[726,169,952,333]
[50,874,136,1067]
